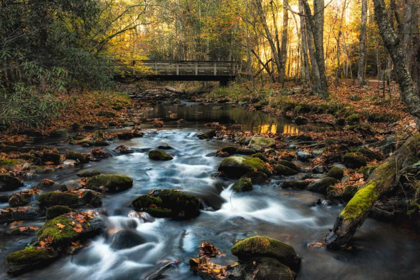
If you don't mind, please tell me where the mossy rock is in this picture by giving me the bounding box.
[81,190,102,207]
[147,207,172,218]
[294,116,309,125]
[46,205,72,220]
[273,164,298,176]
[94,140,109,147]
[218,156,269,178]
[350,147,384,161]
[76,139,94,147]
[307,177,339,194]
[38,192,81,207]
[340,182,379,223]
[346,114,360,125]
[77,169,101,177]
[277,160,299,172]
[358,165,378,180]
[117,131,134,140]
[221,146,238,155]
[132,195,163,209]
[231,236,301,272]
[86,174,133,193]
[249,136,276,150]
[110,229,145,250]
[235,257,294,280]
[327,167,344,180]
[242,171,269,185]
[197,130,216,139]
[344,153,367,169]
[66,151,89,164]
[0,174,23,192]
[342,186,358,202]
[8,194,31,207]
[42,153,61,165]
[149,149,173,161]
[251,153,268,162]
[282,180,309,190]
[232,178,253,192]
[236,147,257,155]
[6,247,58,275]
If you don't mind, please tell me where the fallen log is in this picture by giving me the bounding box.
[326,133,420,249]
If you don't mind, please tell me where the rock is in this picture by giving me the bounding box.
[358,165,378,180]
[342,186,358,202]
[94,140,109,147]
[286,134,313,142]
[335,118,346,126]
[220,146,238,155]
[274,164,298,176]
[81,190,102,207]
[133,131,144,138]
[251,153,268,162]
[350,147,384,161]
[232,178,253,192]
[312,166,324,174]
[0,194,8,202]
[157,143,172,150]
[0,174,23,192]
[296,151,312,161]
[369,207,395,222]
[117,131,134,140]
[278,160,300,172]
[6,247,59,275]
[0,207,43,224]
[282,180,308,190]
[346,114,360,125]
[231,257,294,280]
[327,167,344,180]
[349,94,362,101]
[307,177,338,194]
[66,151,90,164]
[197,130,216,140]
[242,171,268,184]
[236,147,257,155]
[149,149,173,161]
[76,139,94,147]
[110,229,145,250]
[8,193,31,207]
[343,153,367,169]
[38,192,81,207]
[42,153,61,165]
[86,174,133,193]
[37,213,104,249]
[249,136,276,150]
[77,169,101,177]
[294,116,309,125]
[132,189,200,220]
[231,236,301,272]
[347,123,376,137]
[218,156,269,178]
[46,205,72,220]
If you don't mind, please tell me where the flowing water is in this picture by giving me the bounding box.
[1,103,419,280]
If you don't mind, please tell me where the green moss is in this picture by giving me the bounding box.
[242,171,268,185]
[274,164,298,176]
[8,194,30,207]
[219,156,269,178]
[132,195,162,209]
[38,192,80,207]
[148,149,173,161]
[340,182,379,223]
[251,153,268,162]
[358,165,378,179]
[0,158,19,167]
[346,114,360,125]
[6,247,56,265]
[327,167,344,180]
[232,178,253,192]
[344,152,367,169]
[37,216,79,248]
[221,146,238,155]
[277,160,299,172]
[86,174,133,193]
[46,205,72,220]
[146,207,172,218]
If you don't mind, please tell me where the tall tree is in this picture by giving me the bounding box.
[357,0,367,86]
[280,0,289,83]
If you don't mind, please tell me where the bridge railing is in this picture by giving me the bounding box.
[128,60,239,77]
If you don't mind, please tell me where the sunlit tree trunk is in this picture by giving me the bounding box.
[280,0,289,83]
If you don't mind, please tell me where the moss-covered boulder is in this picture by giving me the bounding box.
[86,174,133,193]
[234,257,294,280]
[232,178,253,192]
[274,165,298,176]
[251,153,268,162]
[220,146,238,155]
[42,153,61,165]
[278,160,300,172]
[236,147,257,155]
[0,206,43,224]
[197,130,216,140]
[218,156,269,178]
[231,236,301,272]
[77,169,101,177]
[282,180,309,190]
[249,136,276,150]
[65,150,89,164]
[344,153,367,169]
[346,114,360,125]
[242,171,269,185]
[46,205,72,220]
[38,192,81,207]
[342,186,358,202]
[37,213,104,249]
[350,147,384,161]
[117,131,134,140]
[6,247,58,275]
[132,189,200,220]
[358,165,378,180]
[327,167,344,180]
[307,177,339,194]
[8,193,31,207]
[0,174,23,192]
[149,149,173,161]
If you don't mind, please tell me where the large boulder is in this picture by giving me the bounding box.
[249,136,276,150]
[66,151,89,164]
[232,178,253,192]
[231,236,301,272]
[327,167,344,180]
[273,165,298,176]
[278,160,300,172]
[6,247,59,275]
[38,192,81,207]
[77,169,101,177]
[0,174,23,192]
[42,153,61,165]
[86,174,133,193]
[132,189,200,220]
[307,177,338,194]
[46,205,72,220]
[37,212,104,249]
[110,229,145,250]
[282,180,309,190]
[230,257,294,280]
[241,171,269,185]
[218,156,269,178]
[0,206,43,224]
[149,149,173,161]
[220,146,238,155]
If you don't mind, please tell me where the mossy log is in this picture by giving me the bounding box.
[326,133,420,249]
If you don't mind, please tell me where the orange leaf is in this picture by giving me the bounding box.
[56,223,65,229]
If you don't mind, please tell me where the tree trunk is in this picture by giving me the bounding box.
[357,0,367,86]
[326,0,420,249]
[280,0,289,83]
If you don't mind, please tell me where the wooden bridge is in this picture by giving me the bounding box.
[116,60,240,85]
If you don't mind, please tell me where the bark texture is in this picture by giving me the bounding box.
[357,0,367,86]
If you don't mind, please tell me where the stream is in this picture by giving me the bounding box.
[1,103,419,280]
